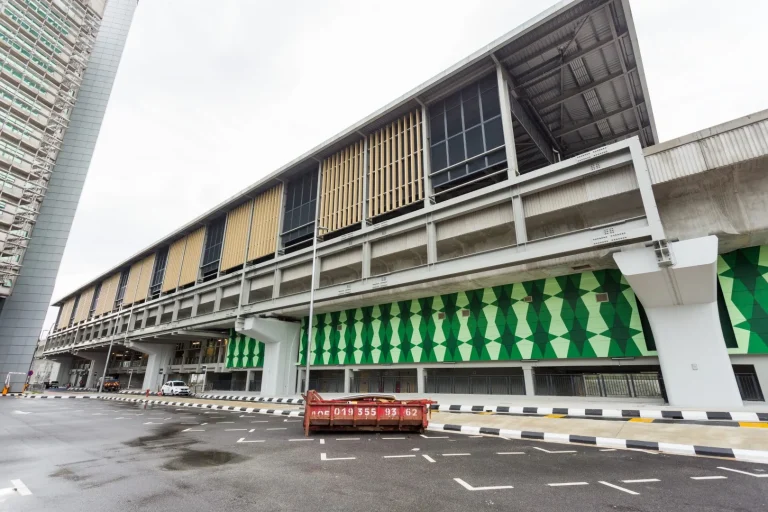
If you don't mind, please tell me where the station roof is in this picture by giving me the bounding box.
[53,0,656,306]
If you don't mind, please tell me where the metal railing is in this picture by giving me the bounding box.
[735,373,765,401]
[426,375,526,395]
[534,373,662,398]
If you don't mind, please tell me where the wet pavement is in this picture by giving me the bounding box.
[1,397,767,511]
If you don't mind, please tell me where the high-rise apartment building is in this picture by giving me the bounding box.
[0,0,137,377]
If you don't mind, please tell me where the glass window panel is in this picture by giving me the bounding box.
[484,117,504,150]
[430,142,447,172]
[450,164,468,182]
[432,170,449,188]
[481,87,500,120]
[465,125,484,158]
[445,91,461,109]
[463,97,481,128]
[479,73,497,92]
[430,112,445,144]
[446,105,463,138]
[486,148,506,166]
[447,134,465,166]
[468,157,486,174]
[461,82,478,100]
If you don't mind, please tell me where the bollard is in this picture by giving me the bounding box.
[145,389,150,398]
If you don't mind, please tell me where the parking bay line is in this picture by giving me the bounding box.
[454,478,513,492]
[381,437,406,440]
[621,479,659,484]
[422,455,436,463]
[383,455,416,459]
[442,453,471,457]
[691,476,728,480]
[497,452,525,455]
[335,437,359,441]
[533,446,577,454]
[225,429,248,431]
[548,482,588,487]
[289,438,313,442]
[237,438,265,444]
[182,428,205,432]
[321,452,355,461]
[717,467,768,478]
[10,479,32,497]
[598,481,639,495]
[267,428,287,431]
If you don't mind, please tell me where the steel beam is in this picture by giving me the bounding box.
[533,68,636,112]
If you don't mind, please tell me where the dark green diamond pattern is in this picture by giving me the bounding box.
[717,245,768,354]
[298,269,655,365]
[226,329,265,368]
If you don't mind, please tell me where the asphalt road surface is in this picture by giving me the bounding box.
[1,397,767,511]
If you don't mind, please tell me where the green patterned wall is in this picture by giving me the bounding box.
[226,330,265,368]
[718,245,768,354]
[299,269,656,365]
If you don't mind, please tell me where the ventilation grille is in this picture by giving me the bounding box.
[523,296,533,303]
[596,293,609,303]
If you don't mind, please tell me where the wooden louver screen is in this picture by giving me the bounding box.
[248,184,282,261]
[94,273,120,317]
[178,227,205,287]
[162,237,187,293]
[72,286,94,324]
[120,261,143,307]
[56,297,75,330]
[132,254,155,304]
[221,200,253,272]
[367,109,424,218]
[320,141,364,233]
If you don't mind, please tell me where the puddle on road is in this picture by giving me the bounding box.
[124,423,194,450]
[162,449,245,471]
[50,467,86,482]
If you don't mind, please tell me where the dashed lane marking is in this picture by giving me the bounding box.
[717,467,768,478]
[454,478,513,492]
[598,481,639,495]
[468,435,484,438]
[237,438,265,443]
[442,453,471,457]
[225,429,248,431]
[383,455,416,459]
[548,482,588,487]
[320,439,325,445]
[599,449,617,452]
[10,480,32,497]
[497,452,525,455]
[248,429,255,433]
[691,476,728,480]
[335,437,359,440]
[381,437,406,440]
[621,479,659,484]
[143,422,163,425]
[422,455,436,463]
[533,446,576,454]
[420,434,449,439]
[289,439,313,442]
[250,420,268,423]
[217,421,235,424]
[267,428,287,431]
[321,452,355,461]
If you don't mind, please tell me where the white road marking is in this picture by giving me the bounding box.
[621,479,659,484]
[182,428,205,432]
[321,452,355,461]
[717,467,768,478]
[289,439,313,442]
[114,417,126,420]
[533,446,576,454]
[599,449,617,452]
[335,437,359,441]
[267,428,287,431]
[12,411,31,415]
[691,476,728,480]
[381,437,406,440]
[442,453,471,457]
[251,420,268,423]
[10,480,32,496]
[383,455,416,459]
[283,419,301,423]
[497,452,525,455]
[420,434,449,439]
[454,478,513,492]
[237,438,265,443]
[249,429,255,433]
[411,448,420,452]
[143,422,163,425]
[469,435,484,438]
[548,482,588,487]
[422,455,436,463]
[225,429,247,431]
[320,439,325,445]
[598,481,639,495]
[200,422,208,426]
[217,421,235,424]
[147,417,164,419]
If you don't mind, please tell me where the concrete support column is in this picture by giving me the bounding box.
[236,316,300,396]
[127,342,176,392]
[362,242,371,279]
[272,269,282,299]
[246,369,253,392]
[191,294,200,317]
[495,61,519,180]
[213,287,223,312]
[343,368,352,393]
[77,351,108,388]
[522,366,535,396]
[49,354,73,383]
[750,358,768,400]
[416,366,425,394]
[426,221,437,265]
[171,300,180,321]
[614,236,742,408]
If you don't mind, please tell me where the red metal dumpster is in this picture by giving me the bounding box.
[302,390,435,436]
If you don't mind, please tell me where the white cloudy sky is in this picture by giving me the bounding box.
[43,0,768,333]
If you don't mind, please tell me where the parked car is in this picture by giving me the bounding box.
[99,377,120,392]
[161,381,190,396]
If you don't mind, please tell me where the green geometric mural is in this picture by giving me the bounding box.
[226,329,265,368]
[717,245,768,355]
[298,269,656,365]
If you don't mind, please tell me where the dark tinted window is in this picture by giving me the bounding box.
[201,217,226,276]
[429,73,507,190]
[282,170,318,246]
[114,269,130,309]
[88,282,101,319]
[149,247,169,295]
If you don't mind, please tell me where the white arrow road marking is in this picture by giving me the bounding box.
[533,446,576,454]
[237,438,265,443]
[598,481,639,495]
[182,428,205,432]
[320,452,355,461]
[717,467,768,478]
[454,478,513,491]
[691,476,727,480]
[422,455,436,463]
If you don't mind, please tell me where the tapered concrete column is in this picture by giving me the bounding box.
[126,342,176,392]
[344,368,352,393]
[236,316,301,396]
[522,366,535,396]
[246,369,254,392]
[77,351,109,388]
[614,236,742,407]
[416,367,425,394]
[48,354,73,384]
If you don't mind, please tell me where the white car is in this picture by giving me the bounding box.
[161,380,190,396]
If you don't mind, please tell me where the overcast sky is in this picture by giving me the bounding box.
[42,0,768,334]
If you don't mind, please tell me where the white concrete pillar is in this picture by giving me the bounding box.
[236,316,300,397]
[77,351,109,388]
[614,236,742,408]
[416,367,425,394]
[127,342,176,392]
[49,355,73,384]
[343,368,352,393]
[246,369,253,392]
[751,358,768,400]
[522,366,535,396]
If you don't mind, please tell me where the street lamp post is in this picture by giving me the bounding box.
[304,224,327,393]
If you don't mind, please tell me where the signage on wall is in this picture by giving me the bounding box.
[159,368,164,375]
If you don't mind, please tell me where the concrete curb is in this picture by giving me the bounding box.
[15,394,305,417]
[427,422,768,464]
[431,404,768,422]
